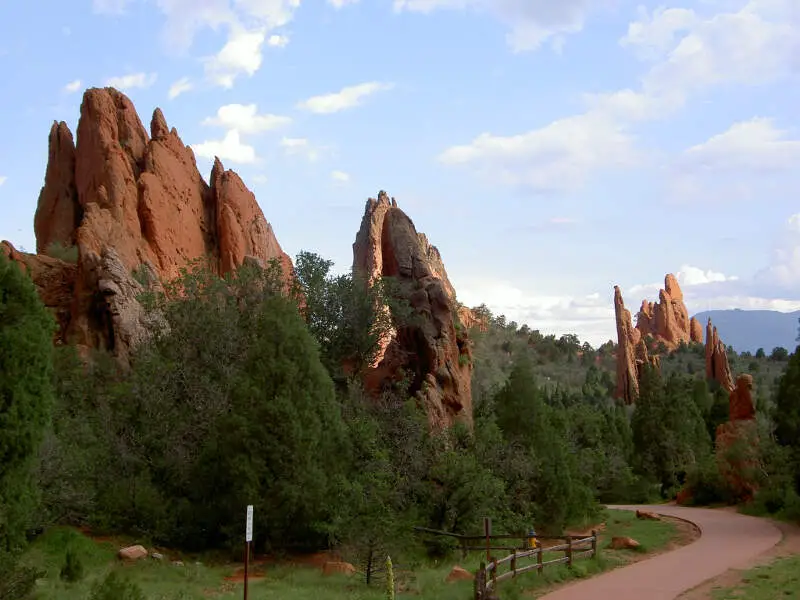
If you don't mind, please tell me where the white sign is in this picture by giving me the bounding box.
[245,505,254,542]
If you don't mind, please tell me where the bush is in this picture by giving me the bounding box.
[89,570,145,600]
[59,546,84,582]
[45,241,78,263]
[0,562,43,599]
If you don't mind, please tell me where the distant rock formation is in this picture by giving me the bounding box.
[614,273,734,402]
[2,87,291,363]
[352,191,473,430]
[613,285,659,404]
[715,374,759,500]
[634,274,702,349]
[705,318,735,393]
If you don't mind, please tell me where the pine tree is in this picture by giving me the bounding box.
[0,255,55,565]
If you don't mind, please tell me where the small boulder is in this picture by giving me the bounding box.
[321,561,356,577]
[446,566,474,582]
[635,510,660,521]
[118,545,148,561]
[150,552,165,561]
[172,560,184,567]
[609,536,640,550]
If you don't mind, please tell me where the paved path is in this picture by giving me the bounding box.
[538,504,782,600]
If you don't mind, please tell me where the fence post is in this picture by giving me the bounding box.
[566,535,573,568]
[474,562,486,600]
[511,549,517,578]
[491,558,497,589]
[591,529,598,558]
[537,546,543,575]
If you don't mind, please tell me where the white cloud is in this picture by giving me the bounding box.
[267,33,289,47]
[392,0,598,52]
[63,79,82,94]
[204,27,265,88]
[618,0,800,117]
[437,111,639,191]
[191,130,257,164]
[328,0,359,7]
[168,77,193,99]
[296,82,394,114]
[104,72,157,90]
[681,118,800,172]
[280,137,324,161]
[101,0,301,86]
[251,174,269,184]
[331,169,350,183]
[457,253,799,347]
[202,104,291,133]
[754,213,800,289]
[620,6,698,59]
[667,117,800,204]
[0,176,6,187]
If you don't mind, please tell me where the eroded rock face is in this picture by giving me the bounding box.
[729,374,755,421]
[705,318,735,393]
[2,87,291,361]
[634,274,697,349]
[613,285,658,404]
[352,191,473,430]
[614,273,732,403]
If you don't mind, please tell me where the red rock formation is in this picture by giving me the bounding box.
[705,318,735,392]
[613,285,659,404]
[634,274,697,349]
[3,87,291,362]
[714,373,758,500]
[352,191,473,430]
[729,374,755,421]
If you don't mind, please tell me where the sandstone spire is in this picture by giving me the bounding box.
[3,86,291,362]
[352,191,473,430]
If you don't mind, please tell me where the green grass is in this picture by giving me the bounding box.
[20,510,680,600]
[712,555,800,600]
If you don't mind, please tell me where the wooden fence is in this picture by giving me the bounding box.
[413,525,598,600]
[474,532,597,599]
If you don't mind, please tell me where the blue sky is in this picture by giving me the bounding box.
[0,0,798,345]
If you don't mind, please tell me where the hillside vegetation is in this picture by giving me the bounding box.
[0,251,799,598]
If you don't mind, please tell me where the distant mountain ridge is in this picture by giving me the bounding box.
[692,309,800,354]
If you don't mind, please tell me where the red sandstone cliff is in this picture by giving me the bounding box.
[634,274,702,349]
[352,191,473,430]
[614,273,734,402]
[705,318,735,392]
[2,87,291,362]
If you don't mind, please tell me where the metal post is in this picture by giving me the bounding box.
[484,517,491,563]
[243,540,250,600]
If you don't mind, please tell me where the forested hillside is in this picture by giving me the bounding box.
[1,251,799,599]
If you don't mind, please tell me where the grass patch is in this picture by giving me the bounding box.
[712,554,800,600]
[45,241,78,263]
[21,510,681,600]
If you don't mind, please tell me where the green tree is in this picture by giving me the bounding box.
[90,261,348,551]
[293,251,400,384]
[0,255,55,560]
[774,346,800,453]
[632,366,709,496]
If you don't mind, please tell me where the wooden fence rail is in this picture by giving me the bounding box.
[412,524,599,599]
[475,532,598,599]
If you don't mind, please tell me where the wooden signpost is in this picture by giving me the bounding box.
[244,505,253,600]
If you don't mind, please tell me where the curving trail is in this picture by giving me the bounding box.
[538,504,782,600]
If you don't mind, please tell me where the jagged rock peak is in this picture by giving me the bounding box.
[352,191,473,430]
[8,86,291,362]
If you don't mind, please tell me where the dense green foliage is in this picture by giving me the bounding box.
[0,253,55,595]
[1,245,798,597]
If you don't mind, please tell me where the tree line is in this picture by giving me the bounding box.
[1,251,799,596]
